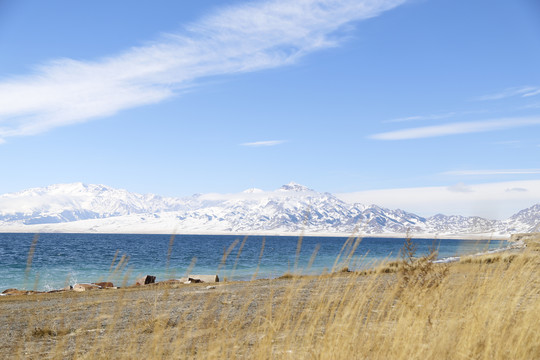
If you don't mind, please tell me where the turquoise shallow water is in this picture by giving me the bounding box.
[0,233,508,291]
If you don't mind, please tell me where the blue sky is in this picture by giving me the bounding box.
[1,0,539,218]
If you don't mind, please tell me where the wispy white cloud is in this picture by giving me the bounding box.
[384,112,457,123]
[442,169,540,176]
[0,0,406,143]
[241,140,286,147]
[369,116,540,140]
[384,110,489,124]
[475,86,540,101]
[522,89,540,97]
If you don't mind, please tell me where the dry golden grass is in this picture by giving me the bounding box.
[1,237,539,359]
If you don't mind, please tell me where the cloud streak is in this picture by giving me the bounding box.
[383,112,457,123]
[383,110,490,124]
[475,86,540,101]
[0,0,406,142]
[241,140,286,147]
[369,116,540,140]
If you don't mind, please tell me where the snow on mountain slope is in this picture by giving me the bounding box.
[502,204,540,233]
[0,183,186,224]
[425,214,499,235]
[0,182,538,236]
[354,205,427,234]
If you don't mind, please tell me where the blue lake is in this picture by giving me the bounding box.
[0,233,508,291]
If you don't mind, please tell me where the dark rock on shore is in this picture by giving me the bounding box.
[135,275,156,286]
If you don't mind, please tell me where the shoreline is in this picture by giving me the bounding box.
[1,237,520,295]
[0,229,511,240]
[434,239,525,263]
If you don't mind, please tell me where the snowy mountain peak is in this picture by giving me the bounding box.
[35,182,114,195]
[278,182,313,192]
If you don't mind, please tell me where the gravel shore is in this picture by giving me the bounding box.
[0,272,392,358]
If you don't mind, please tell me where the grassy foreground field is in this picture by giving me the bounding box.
[1,237,539,359]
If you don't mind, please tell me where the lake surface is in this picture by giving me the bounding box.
[0,233,508,291]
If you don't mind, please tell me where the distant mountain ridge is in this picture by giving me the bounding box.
[0,182,538,236]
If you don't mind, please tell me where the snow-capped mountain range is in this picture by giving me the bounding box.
[0,182,538,237]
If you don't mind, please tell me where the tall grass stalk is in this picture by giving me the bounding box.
[1,236,539,359]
